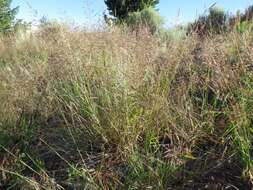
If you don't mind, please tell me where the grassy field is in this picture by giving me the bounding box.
[0,23,253,189]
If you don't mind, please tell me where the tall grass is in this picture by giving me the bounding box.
[0,23,253,189]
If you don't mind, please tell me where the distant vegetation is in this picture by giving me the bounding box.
[1,1,253,189]
[0,0,19,33]
[126,7,164,34]
[104,0,159,21]
[188,6,227,36]
[188,4,253,36]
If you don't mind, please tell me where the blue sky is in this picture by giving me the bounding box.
[12,0,253,27]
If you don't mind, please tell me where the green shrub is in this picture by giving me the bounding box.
[126,7,164,34]
[208,7,227,32]
[0,0,19,33]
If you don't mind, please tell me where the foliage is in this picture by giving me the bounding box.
[0,0,19,33]
[104,0,159,21]
[126,7,164,33]
[188,6,227,36]
[208,7,227,32]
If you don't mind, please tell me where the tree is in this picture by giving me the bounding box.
[0,0,19,33]
[104,0,159,21]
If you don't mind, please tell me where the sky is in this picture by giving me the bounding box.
[12,0,253,28]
